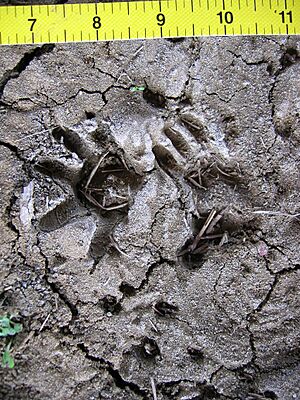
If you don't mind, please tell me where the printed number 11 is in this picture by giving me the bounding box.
[279,11,293,23]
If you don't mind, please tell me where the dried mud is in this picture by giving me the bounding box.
[0,20,300,400]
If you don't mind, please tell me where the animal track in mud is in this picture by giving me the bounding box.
[36,111,244,266]
[151,112,246,267]
[153,111,242,190]
[36,125,143,259]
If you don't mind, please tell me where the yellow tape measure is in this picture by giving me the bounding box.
[0,0,299,46]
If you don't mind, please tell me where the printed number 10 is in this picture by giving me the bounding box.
[217,11,233,24]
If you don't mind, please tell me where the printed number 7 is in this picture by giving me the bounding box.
[28,18,37,31]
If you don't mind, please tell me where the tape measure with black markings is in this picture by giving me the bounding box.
[0,0,299,46]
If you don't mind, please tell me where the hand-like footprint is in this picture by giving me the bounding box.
[151,110,241,190]
[150,110,243,267]
[36,124,143,260]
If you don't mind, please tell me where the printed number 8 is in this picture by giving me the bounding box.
[93,16,101,29]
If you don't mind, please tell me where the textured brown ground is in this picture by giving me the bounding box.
[0,18,300,400]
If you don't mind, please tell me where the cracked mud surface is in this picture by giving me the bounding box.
[0,23,300,400]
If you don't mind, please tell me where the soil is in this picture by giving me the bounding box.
[0,6,300,399]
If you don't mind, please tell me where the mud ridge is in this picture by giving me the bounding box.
[77,343,149,399]
[0,44,55,101]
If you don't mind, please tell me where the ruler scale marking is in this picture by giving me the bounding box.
[0,0,299,46]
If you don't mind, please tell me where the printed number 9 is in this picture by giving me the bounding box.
[157,13,165,26]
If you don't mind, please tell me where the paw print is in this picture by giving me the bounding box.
[150,110,241,190]
[148,110,243,267]
[36,123,142,258]
[36,110,242,266]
